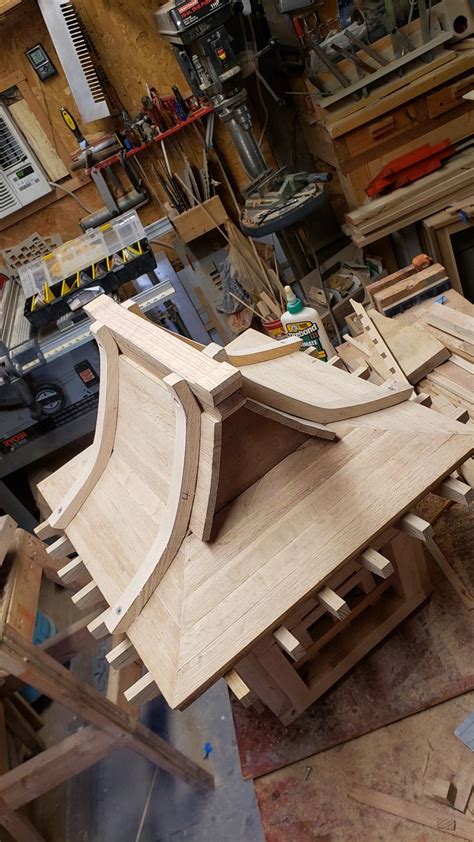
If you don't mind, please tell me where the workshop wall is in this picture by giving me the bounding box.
[0,0,274,247]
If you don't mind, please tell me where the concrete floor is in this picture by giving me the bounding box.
[90,671,264,842]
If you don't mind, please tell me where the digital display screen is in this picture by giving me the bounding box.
[15,165,34,179]
[28,47,47,66]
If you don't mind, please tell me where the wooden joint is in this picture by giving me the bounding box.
[398,513,433,542]
[273,626,306,660]
[46,535,75,559]
[123,672,160,706]
[351,365,371,380]
[106,639,138,670]
[317,587,351,620]
[360,547,394,579]
[436,476,474,506]
[87,610,110,640]
[224,669,255,708]
[57,557,88,587]
[71,581,104,611]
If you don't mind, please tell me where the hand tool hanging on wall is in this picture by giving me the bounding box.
[60,107,88,149]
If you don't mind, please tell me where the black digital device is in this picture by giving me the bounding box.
[25,44,57,81]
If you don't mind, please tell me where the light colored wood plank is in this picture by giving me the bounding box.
[225,337,302,366]
[349,783,474,840]
[360,548,393,579]
[49,325,120,530]
[424,305,474,344]
[46,535,74,559]
[369,310,450,384]
[398,513,433,541]
[427,778,457,806]
[57,557,89,587]
[71,581,104,611]
[189,411,222,541]
[437,476,474,505]
[350,300,408,382]
[9,99,69,182]
[33,520,58,541]
[246,399,337,439]
[453,755,474,813]
[124,672,160,706]
[84,295,241,408]
[106,638,138,670]
[317,587,351,619]
[273,626,306,660]
[104,374,200,633]
[224,669,254,707]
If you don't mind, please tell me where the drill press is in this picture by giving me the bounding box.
[154,0,329,237]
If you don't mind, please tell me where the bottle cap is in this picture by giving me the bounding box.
[284,285,303,314]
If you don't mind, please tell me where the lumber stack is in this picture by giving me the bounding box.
[343,148,474,246]
[366,262,450,317]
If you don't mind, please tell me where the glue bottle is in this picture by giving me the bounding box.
[281,285,334,361]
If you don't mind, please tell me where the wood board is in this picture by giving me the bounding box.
[368,310,450,384]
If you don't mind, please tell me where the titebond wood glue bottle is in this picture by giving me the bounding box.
[281,285,334,361]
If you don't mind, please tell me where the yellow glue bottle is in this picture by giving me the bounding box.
[281,285,335,361]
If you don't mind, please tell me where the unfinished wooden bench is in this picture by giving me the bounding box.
[34,296,474,724]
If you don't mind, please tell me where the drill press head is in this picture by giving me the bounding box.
[155,0,329,237]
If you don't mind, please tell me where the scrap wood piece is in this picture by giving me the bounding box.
[424,305,474,345]
[349,784,474,840]
[105,375,201,634]
[48,325,119,531]
[426,371,474,407]
[368,310,450,384]
[224,337,301,367]
[453,756,474,813]
[427,778,457,806]
[350,299,408,383]
[373,265,448,310]
[246,399,337,440]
